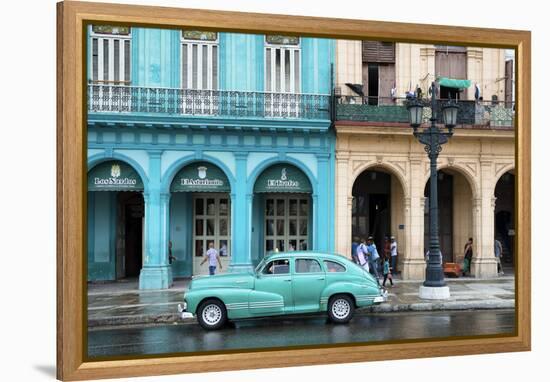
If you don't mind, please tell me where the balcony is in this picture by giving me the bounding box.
[336,96,514,129]
[87,84,331,121]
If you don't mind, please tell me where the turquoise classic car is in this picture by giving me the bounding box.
[177,251,387,330]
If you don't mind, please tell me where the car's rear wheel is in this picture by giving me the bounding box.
[197,299,227,330]
[327,294,355,324]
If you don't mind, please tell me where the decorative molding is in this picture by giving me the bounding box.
[352,160,369,173]
[376,155,383,164]
[389,160,407,177]
[495,162,514,178]
[447,157,455,167]
[461,161,478,177]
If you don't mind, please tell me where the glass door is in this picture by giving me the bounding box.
[264,194,309,255]
[193,194,231,275]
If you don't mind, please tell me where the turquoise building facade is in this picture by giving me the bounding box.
[86,26,335,289]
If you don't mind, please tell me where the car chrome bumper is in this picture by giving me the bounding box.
[373,289,389,304]
[177,302,194,320]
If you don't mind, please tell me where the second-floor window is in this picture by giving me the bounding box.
[90,25,131,84]
[181,31,218,90]
[265,35,301,93]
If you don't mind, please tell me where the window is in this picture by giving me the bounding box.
[324,261,346,273]
[264,195,309,255]
[295,259,322,273]
[262,259,290,275]
[265,35,300,93]
[90,25,131,84]
[181,31,218,90]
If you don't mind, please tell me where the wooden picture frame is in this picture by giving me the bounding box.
[57,1,530,380]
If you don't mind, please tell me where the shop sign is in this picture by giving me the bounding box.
[88,161,144,191]
[254,164,312,193]
[171,162,230,192]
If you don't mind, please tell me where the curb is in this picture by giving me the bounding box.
[88,300,515,329]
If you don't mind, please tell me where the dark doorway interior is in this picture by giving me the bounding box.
[352,170,391,252]
[424,171,453,263]
[495,172,515,266]
[367,64,379,105]
[439,85,461,100]
[116,192,144,279]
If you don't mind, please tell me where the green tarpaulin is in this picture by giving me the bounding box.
[437,77,472,89]
[88,161,144,191]
[171,162,230,192]
[254,164,312,193]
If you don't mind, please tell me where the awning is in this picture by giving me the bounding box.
[254,164,312,193]
[437,77,472,89]
[171,162,230,193]
[88,161,144,191]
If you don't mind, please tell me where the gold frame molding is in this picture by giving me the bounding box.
[57,1,531,380]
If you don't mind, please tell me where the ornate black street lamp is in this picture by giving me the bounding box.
[407,81,458,298]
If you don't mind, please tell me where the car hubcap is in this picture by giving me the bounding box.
[332,299,350,319]
[202,304,222,326]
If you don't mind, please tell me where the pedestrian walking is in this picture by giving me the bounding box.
[168,240,177,264]
[351,237,360,264]
[495,239,504,275]
[390,236,398,274]
[367,236,381,283]
[382,256,394,287]
[463,238,473,276]
[200,241,222,276]
[356,238,370,273]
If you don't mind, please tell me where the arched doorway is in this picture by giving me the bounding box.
[424,168,474,264]
[352,167,406,269]
[252,164,313,260]
[87,160,144,281]
[495,171,515,267]
[169,161,231,276]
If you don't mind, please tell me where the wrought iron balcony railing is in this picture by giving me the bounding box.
[88,84,331,120]
[336,96,515,129]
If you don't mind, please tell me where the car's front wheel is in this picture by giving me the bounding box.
[197,299,227,330]
[327,294,355,324]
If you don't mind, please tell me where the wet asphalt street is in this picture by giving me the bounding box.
[87,309,515,358]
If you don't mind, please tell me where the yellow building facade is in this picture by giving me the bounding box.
[334,40,515,279]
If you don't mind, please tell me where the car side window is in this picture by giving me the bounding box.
[262,259,290,275]
[295,258,322,273]
[324,260,346,273]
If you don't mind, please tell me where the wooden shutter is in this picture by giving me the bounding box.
[435,52,467,79]
[505,60,513,107]
[378,64,395,104]
[362,41,395,63]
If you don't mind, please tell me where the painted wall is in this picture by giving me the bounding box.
[87,191,116,281]
[132,28,181,87]
[169,192,193,277]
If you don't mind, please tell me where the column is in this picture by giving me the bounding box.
[316,153,330,252]
[229,152,254,273]
[471,160,498,278]
[402,158,426,280]
[335,151,351,258]
[139,151,173,289]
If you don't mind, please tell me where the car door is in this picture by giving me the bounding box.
[292,258,326,312]
[251,258,293,315]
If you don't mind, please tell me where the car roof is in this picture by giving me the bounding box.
[265,251,349,262]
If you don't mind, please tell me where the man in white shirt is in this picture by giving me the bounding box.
[390,236,398,275]
[200,242,222,275]
[356,239,369,273]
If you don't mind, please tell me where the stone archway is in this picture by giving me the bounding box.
[423,167,475,266]
[351,164,408,273]
[494,170,515,269]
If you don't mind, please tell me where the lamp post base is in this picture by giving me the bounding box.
[419,285,450,300]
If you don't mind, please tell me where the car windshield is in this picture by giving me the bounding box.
[254,259,267,274]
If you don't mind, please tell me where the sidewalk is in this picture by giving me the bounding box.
[87,275,515,328]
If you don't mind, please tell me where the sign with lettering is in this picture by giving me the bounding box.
[171,162,230,192]
[254,164,312,193]
[88,161,144,191]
